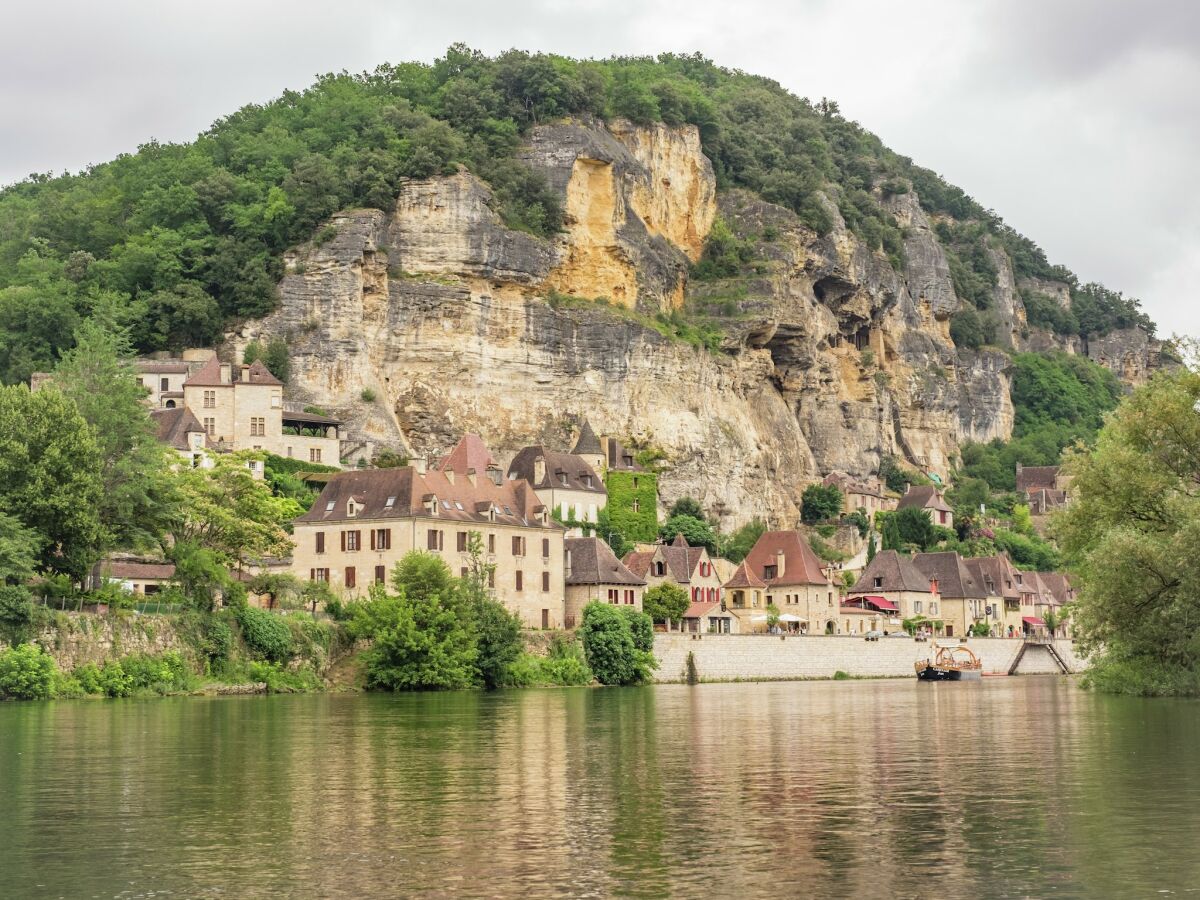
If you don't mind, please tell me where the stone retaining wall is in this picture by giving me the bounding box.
[653,634,1086,683]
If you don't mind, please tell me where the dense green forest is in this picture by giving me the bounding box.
[0,46,1153,381]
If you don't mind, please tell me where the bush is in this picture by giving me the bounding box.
[236,605,296,663]
[247,661,323,693]
[579,602,656,685]
[801,483,843,524]
[620,607,655,653]
[0,584,36,643]
[119,652,194,694]
[360,388,377,402]
[472,597,522,690]
[505,639,593,687]
[642,582,689,626]
[0,644,57,700]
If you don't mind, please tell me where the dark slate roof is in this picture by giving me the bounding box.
[965,553,1022,600]
[136,360,191,374]
[1016,465,1060,493]
[897,485,952,513]
[605,437,643,472]
[282,409,342,426]
[150,407,207,451]
[1038,572,1075,606]
[849,550,933,595]
[183,355,225,387]
[744,530,831,587]
[295,466,556,529]
[571,420,603,456]
[565,538,645,586]
[507,447,604,494]
[102,561,176,580]
[438,433,498,476]
[913,552,988,599]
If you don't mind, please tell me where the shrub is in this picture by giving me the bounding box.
[579,602,656,685]
[642,582,689,626]
[505,640,593,687]
[620,607,655,653]
[236,605,296,663]
[473,597,523,690]
[801,483,843,524]
[0,644,57,700]
[96,660,133,698]
[119,652,194,694]
[360,388,377,403]
[0,584,36,644]
[247,661,323,693]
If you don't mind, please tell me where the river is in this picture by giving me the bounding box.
[1,677,1198,898]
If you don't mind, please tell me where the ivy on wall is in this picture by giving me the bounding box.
[603,471,659,547]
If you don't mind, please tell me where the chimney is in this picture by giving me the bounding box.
[219,362,232,383]
[487,465,502,486]
[465,467,476,486]
[444,469,455,485]
[775,549,785,579]
[565,549,572,579]
[414,458,427,475]
[534,456,546,485]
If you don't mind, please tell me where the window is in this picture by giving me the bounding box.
[310,448,322,463]
[427,529,443,551]
[457,531,468,552]
[370,529,391,551]
[542,571,550,592]
[515,571,524,592]
[488,569,495,588]
[488,534,496,554]
[160,377,169,391]
[374,565,386,584]
[653,561,665,576]
[914,601,923,614]
[385,496,396,508]
[624,589,634,605]
[250,417,265,437]
[512,535,525,556]
[873,577,883,589]
[632,476,639,489]
[632,498,640,513]
[763,565,777,580]
[204,418,215,437]
[930,603,938,615]
[325,501,335,512]
[315,532,325,554]
[203,390,216,408]
[310,568,329,582]
[608,588,618,603]
[461,567,468,578]
[345,567,356,589]
[542,538,550,558]
[342,530,360,552]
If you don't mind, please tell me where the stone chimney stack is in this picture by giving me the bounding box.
[776,549,786,579]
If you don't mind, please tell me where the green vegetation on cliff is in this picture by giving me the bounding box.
[0,46,1153,377]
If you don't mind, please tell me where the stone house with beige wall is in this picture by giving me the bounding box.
[740,531,836,634]
[291,434,565,629]
[897,485,954,529]
[847,550,940,632]
[507,445,606,536]
[623,534,724,613]
[563,537,644,628]
[965,553,1023,636]
[913,551,988,638]
[822,472,897,517]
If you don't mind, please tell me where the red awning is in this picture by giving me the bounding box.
[862,596,899,612]
[1022,616,1046,626]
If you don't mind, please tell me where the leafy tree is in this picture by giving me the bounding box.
[53,319,175,552]
[0,284,80,384]
[668,497,706,519]
[894,507,936,551]
[642,582,690,628]
[879,456,927,495]
[262,337,290,382]
[1055,370,1200,694]
[659,514,717,555]
[620,606,655,653]
[801,483,844,524]
[845,508,870,538]
[0,644,57,700]
[718,518,765,563]
[170,541,233,612]
[0,384,106,578]
[866,531,877,563]
[392,551,458,605]
[579,601,654,685]
[766,602,781,629]
[880,512,902,553]
[0,512,40,585]
[462,532,522,690]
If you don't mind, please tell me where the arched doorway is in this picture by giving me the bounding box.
[825,620,835,635]
[165,399,176,409]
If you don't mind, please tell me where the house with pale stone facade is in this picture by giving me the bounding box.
[291,434,565,629]
[507,445,606,537]
[623,534,724,614]
[740,531,836,634]
[897,485,954,529]
[847,550,940,633]
[563,537,644,628]
[913,551,988,638]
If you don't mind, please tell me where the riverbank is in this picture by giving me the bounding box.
[653,633,1086,683]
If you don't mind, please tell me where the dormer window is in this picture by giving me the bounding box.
[873,577,883,589]
[455,502,464,510]
[503,506,511,515]
[347,500,358,518]
[325,501,335,513]
[582,475,592,488]
[385,496,396,508]
[560,472,568,486]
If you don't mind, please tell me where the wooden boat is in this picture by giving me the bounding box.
[915,644,983,681]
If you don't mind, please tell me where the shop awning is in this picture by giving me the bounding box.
[862,596,899,611]
[1022,616,1046,626]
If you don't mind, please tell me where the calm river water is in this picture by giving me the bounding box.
[2,677,1199,898]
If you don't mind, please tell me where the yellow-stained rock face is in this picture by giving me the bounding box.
[544,157,639,307]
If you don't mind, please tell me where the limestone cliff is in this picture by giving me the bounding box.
[237,118,1147,529]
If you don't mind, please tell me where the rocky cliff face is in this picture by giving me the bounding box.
[237,118,1147,529]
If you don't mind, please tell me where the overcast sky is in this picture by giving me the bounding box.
[2,0,1197,336]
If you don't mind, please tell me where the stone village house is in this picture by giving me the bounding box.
[822,472,897,517]
[965,553,1023,637]
[739,531,836,634]
[507,445,606,537]
[847,549,940,633]
[913,551,988,638]
[898,485,954,529]
[290,435,566,629]
[563,537,645,628]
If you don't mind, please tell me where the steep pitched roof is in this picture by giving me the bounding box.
[913,552,987,599]
[1038,572,1075,606]
[744,531,831,587]
[897,485,952,514]
[565,537,645,586]
[183,354,225,387]
[605,437,643,472]
[295,466,555,529]
[242,359,283,386]
[507,446,605,495]
[723,560,766,590]
[1016,465,1060,493]
[965,554,1021,600]
[849,550,933,595]
[571,420,602,456]
[150,407,207,451]
[622,550,656,579]
[438,433,497,476]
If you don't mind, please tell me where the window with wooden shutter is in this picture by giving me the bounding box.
[487,569,494,588]
[515,571,523,592]
[316,532,325,554]
[457,531,468,552]
[542,538,550,558]
[512,535,520,556]
[344,530,360,551]
[340,531,346,552]
[374,565,386,584]
[370,529,376,550]
[345,567,356,589]
[542,571,550,592]
[488,534,495,554]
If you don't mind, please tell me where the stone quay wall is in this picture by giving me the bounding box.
[652,634,1086,683]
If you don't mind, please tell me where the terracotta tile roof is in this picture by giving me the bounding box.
[913,552,988,599]
[571,420,602,456]
[565,537,645,586]
[150,407,207,451]
[1016,465,1060,493]
[744,531,831,587]
[723,559,766,589]
[897,485,952,514]
[438,433,497,476]
[242,360,283,386]
[296,466,554,529]
[849,549,933,595]
[101,561,176,580]
[622,550,656,579]
[183,354,225,387]
[683,600,723,619]
[507,446,604,494]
